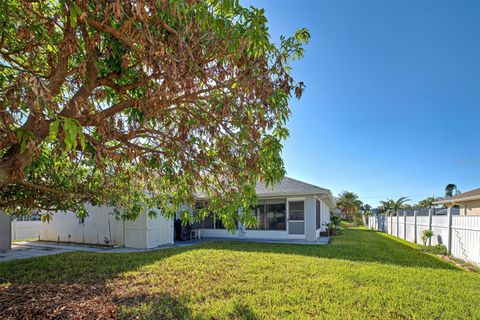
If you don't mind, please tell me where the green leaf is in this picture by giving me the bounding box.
[49,119,60,140]
[79,133,86,150]
[70,9,77,28]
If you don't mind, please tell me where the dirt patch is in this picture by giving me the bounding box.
[440,255,479,272]
[0,283,117,319]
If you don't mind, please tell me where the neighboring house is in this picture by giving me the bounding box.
[2,177,335,249]
[434,188,480,215]
[332,208,342,217]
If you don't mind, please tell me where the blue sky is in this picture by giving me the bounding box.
[243,0,480,206]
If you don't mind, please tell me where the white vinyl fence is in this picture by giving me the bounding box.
[368,209,480,266]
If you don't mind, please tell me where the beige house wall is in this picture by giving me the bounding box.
[457,199,480,216]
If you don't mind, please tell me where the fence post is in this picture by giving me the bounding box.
[428,208,433,245]
[403,210,407,239]
[413,210,418,244]
[390,212,393,235]
[396,211,399,237]
[12,219,17,241]
[447,206,452,254]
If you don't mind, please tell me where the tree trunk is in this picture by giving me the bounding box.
[0,145,33,187]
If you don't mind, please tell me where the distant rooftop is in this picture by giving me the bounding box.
[434,188,480,204]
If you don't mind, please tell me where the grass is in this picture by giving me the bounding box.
[1,227,479,319]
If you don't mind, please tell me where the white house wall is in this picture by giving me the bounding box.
[145,211,174,248]
[314,198,330,239]
[305,195,316,241]
[201,228,238,238]
[0,211,11,250]
[242,230,289,240]
[38,205,174,249]
[11,220,43,240]
[40,204,124,246]
[123,213,147,249]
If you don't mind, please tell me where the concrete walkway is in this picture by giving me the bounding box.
[1,237,329,262]
[0,243,72,262]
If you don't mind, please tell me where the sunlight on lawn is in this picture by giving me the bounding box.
[1,228,479,319]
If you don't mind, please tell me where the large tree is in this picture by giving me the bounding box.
[0,0,309,229]
[335,191,362,220]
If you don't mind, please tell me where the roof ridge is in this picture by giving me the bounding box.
[283,176,329,191]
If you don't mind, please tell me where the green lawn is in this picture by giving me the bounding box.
[1,227,479,319]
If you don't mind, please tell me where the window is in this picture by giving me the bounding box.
[288,201,304,221]
[250,200,286,231]
[215,217,224,229]
[316,200,321,229]
[193,201,228,229]
[202,213,215,229]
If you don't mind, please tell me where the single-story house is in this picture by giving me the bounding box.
[192,177,334,241]
[1,177,335,249]
[434,188,480,215]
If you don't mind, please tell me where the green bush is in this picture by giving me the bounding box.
[352,212,363,226]
[421,230,434,246]
[324,215,341,236]
[420,244,448,256]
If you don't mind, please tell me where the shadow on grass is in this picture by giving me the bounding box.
[0,228,458,286]
[115,292,192,320]
[0,227,461,319]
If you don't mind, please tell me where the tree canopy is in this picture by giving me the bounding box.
[444,183,459,198]
[0,0,309,229]
[378,197,410,216]
[416,196,438,209]
[335,191,363,220]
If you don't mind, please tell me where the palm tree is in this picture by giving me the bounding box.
[445,184,459,198]
[336,191,363,220]
[416,196,438,209]
[362,204,372,215]
[378,197,410,216]
[391,197,410,216]
[378,199,394,215]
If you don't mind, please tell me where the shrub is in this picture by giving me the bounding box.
[421,230,433,246]
[353,213,364,226]
[324,215,341,236]
[420,244,448,256]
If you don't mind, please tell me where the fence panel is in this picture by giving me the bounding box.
[367,214,480,266]
[431,216,449,246]
[405,216,415,242]
[451,216,480,266]
[398,217,404,238]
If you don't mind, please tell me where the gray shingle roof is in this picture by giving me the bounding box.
[255,176,330,197]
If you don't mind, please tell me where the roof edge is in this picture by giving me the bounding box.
[434,194,480,204]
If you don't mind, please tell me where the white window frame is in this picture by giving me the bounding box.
[251,198,287,232]
[287,197,305,238]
